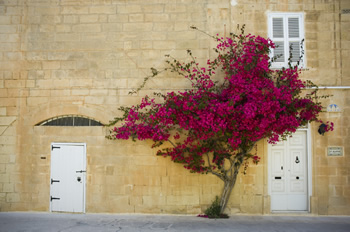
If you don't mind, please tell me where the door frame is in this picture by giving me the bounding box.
[49,142,87,213]
[267,127,312,213]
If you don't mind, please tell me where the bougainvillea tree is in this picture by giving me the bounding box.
[108,27,333,214]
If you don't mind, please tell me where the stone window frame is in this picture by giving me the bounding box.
[268,12,305,69]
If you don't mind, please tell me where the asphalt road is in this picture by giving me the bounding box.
[0,212,349,232]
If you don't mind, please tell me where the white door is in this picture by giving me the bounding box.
[269,131,308,211]
[50,143,86,213]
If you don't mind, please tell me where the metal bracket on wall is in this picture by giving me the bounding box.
[50,196,60,201]
[51,179,60,184]
[51,146,61,151]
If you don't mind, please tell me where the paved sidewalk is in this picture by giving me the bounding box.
[0,212,349,232]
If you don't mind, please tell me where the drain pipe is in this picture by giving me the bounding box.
[307,86,350,90]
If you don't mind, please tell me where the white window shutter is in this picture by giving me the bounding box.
[274,42,285,62]
[273,18,284,38]
[288,18,300,38]
[289,42,301,63]
[269,13,304,68]
[288,17,302,64]
[270,16,286,68]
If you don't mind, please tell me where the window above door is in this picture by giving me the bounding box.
[36,115,103,126]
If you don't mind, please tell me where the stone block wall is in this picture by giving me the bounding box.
[312,89,350,215]
[0,0,23,210]
[0,0,349,215]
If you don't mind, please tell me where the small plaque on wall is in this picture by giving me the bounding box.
[327,147,343,157]
[327,104,341,112]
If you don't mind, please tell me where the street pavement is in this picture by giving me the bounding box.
[0,212,349,232]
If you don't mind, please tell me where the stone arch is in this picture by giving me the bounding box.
[27,104,112,127]
[35,115,103,126]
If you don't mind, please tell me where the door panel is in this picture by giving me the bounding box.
[50,143,86,213]
[271,195,287,211]
[290,150,303,174]
[272,180,285,192]
[271,149,285,193]
[272,150,284,175]
[270,131,308,211]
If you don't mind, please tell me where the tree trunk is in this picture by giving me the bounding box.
[219,163,242,214]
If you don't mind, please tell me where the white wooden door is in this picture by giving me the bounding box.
[269,131,308,211]
[50,143,86,213]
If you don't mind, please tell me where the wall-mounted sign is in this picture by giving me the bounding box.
[327,147,343,157]
[327,104,341,112]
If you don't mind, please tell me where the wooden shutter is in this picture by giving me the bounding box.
[270,16,286,67]
[288,17,300,38]
[274,42,285,62]
[273,18,284,38]
[269,13,304,68]
[287,17,302,64]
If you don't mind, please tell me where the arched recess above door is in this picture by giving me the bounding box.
[36,115,103,126]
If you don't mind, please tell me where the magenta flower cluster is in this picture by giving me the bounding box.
[112,33,332,173]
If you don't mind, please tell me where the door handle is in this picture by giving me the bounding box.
[51,179,60,184]
[50,196,60,201]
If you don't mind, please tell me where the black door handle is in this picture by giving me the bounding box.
[51,179,60,184]
[50,196,60,201]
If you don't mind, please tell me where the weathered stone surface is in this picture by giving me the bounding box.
[0,0,348,216]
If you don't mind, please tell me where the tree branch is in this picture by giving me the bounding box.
[208,169,225,182]
[205,152,213,170]
[226,151,242,179]
[167,139,177,148]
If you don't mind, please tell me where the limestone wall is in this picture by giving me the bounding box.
[0,0,349,215]
[311,89,350,215]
